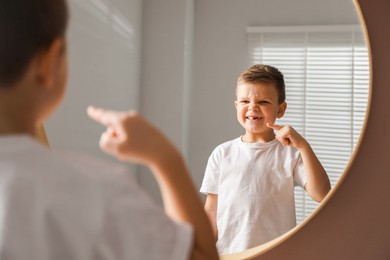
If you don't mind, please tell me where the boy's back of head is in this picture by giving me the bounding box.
[0,0,68,87]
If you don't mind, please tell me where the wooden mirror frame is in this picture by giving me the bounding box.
[222,0,390,259]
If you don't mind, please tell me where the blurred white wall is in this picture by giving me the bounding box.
[46,0,143,172]
[45,0,362,204]
[138,0,194,204]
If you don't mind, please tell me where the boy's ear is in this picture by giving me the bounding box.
[277,102,287,118]
[234,100,238,109]
[35,38,64,88]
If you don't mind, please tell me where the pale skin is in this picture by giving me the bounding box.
[0,36,218,260]
[204,81,331,240]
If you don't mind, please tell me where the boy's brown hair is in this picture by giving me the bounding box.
[0,0,69,87]
[237,64,286,104]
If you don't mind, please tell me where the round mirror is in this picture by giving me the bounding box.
[44,0,371,256]
[189,0,369,254]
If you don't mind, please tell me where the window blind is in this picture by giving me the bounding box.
[247,25,369,224]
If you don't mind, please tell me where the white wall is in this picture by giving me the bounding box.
[138,0,194,204]
[46,0,143,170]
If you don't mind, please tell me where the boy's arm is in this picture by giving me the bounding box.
[204,194,218,241]
[87,106,219,260]
[297,143,331,202]
[267,123,331,202]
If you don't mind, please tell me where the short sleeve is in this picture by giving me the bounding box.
[200,147,221,195]
[95,180,193,260]
[293,153,307,188]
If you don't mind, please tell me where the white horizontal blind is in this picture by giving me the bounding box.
[247,26,369,224]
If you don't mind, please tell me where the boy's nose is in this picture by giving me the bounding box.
[249,102,259,111]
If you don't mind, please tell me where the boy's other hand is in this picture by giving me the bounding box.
[87,106,174,166]
[267,123,308,150]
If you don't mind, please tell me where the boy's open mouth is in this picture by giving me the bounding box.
[246,116,262,121]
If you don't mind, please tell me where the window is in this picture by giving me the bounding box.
[247,25,369,224]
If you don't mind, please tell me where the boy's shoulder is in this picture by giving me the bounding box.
[209,137,241,156]
[211,137,301,158]
[0,135,134,191]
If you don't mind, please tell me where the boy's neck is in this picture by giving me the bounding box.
[0,97,37,137]
[242,131,276,143]
[0,115,36,137]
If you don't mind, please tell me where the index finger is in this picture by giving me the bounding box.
[87,106,120,127]
[266,122,283,131]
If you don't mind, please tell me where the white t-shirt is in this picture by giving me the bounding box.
[200,137,306,254]
[0,135,193,260]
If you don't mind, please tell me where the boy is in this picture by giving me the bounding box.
[0,0,218,259]
[200,64,331,254]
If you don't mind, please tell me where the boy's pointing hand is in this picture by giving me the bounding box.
[87,106,174,166]
[267,122,308,150]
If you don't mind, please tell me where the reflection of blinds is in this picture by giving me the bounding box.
[247,26,369,224]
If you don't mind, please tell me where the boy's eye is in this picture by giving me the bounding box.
[259,100,270,104]
[240,100,249,104]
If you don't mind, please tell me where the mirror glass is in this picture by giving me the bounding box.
[45,0,369,253]
[188,0,368,232]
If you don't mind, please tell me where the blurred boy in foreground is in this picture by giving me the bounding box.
[0,1,218,259]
